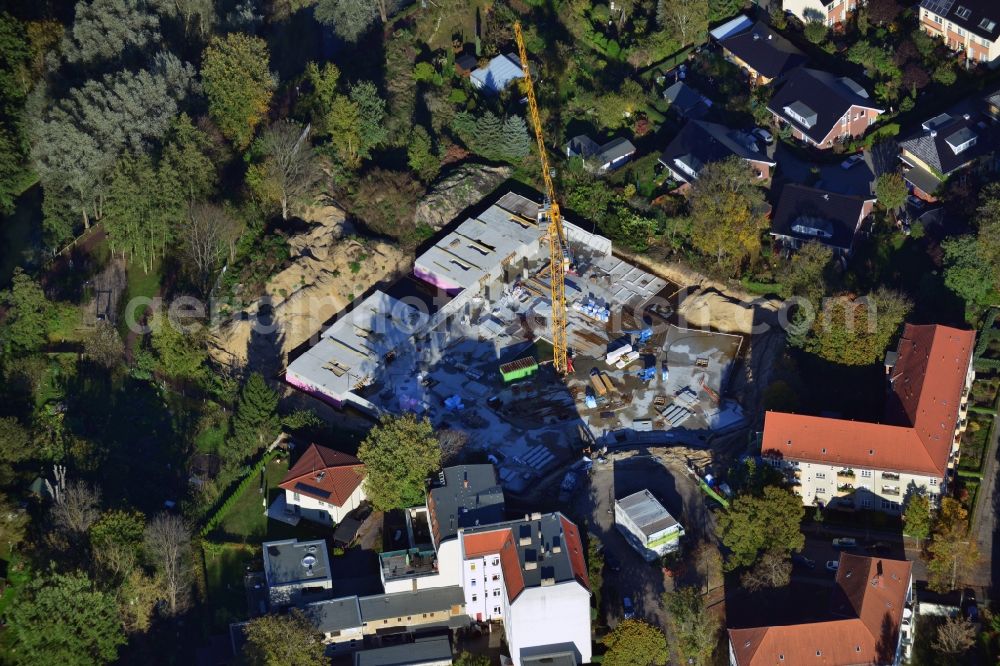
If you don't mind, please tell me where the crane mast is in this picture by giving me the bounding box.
[513,21,568,375]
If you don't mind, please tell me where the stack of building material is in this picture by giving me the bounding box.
[500,357,538,382]
[662,404,693,427]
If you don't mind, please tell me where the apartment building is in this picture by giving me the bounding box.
[730,554,915,665]
[768,68,883,149]
[761,324,975,512]
[783,0,860,27]
[919,0,1000,65]
[460,512,591,666]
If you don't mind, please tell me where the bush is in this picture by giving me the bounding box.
[804,21,828,44]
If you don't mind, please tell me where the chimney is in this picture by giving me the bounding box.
[463,470,468,489]
[530,512,542,520]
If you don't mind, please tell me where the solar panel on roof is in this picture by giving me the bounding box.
[295,482,332,499]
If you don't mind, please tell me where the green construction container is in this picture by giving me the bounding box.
[500,356,538,382]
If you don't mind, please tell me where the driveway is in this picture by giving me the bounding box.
[576,451,712,630]
[771,142,875,197]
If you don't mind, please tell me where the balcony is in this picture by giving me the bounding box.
[836,484,855,496]
[379,548,438,582]
[882,472,900,481]
[882,486,901,497]
[837,469,855,479]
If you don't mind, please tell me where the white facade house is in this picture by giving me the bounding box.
[762,324,975,513]
[614,489,685,561]
[783,0,859,26]
[277,443,366,526]
[460,512,592,666]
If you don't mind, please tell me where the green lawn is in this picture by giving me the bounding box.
[35,352,79,407]
[195,421,228,456]
[212,457,290,542]
[119,257,162,336]
[203,543,256,631]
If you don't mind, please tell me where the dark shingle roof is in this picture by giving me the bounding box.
[354,635,453,666]
[768,69,882,144]
[899,103,998,176]
[663,81,709,118]
[301,596,362,633]
[658,120,774,182]
[428,465,506,544]
[358,586,466,622]
[921,0,1000,41]
[595,137,636,165]
[719,21,806,80]
[769,184,871,250]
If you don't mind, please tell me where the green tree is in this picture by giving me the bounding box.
[90,509,146,580]
[300,61,340,127]
[798,288,911,366]
[242,609,326,665]
[83,320,125,369]
[687,157,769,276]
[664,586,719,666]
[349,168,425,240]
[942,235,997,310]
[709,0,739,21]
[7,571,126,665]
[201,33,275,150]
[61,0,161,64]
[407,125,440,183]
[452,653,491,666]
[161,113,217,205]
[874,172,907,212]
[227,373,279,463]
[0,269,50,357]
[587,538,604,609]
[0,492,28,553]
[739,547,791,592]
[149,311,208,381]
[715,485,805,570]
[902,492,931,545]
[350,81,388,160]
[0,416,30,464]
[328,95,363,169]
[357,413,441,511]
[778,242,833,303]
[602,618,669,666]
[927,498,979,593]
[657,0,709,46]
[314,0,400,42]
[973,184,1000,292]
[0,12,32,214]
[804,20,828,44]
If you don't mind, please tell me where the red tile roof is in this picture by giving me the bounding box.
[279,443,365,506]
[762,324,974,476]
[730,555,912,666]
[560,514,590,589]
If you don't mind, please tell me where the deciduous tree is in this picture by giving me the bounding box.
[657,0,709,46]
[664,586,718,666]
[84,320,125,369]
[61,0,162,65]
[687,156,769,276]
[247,120,320,220]
[90,509,146,581]
[242,609,326,665]
[143,512,193,616]
[778,242,833,304]
[933,616,976,659]
[149,310,208,381]
[927,498,979,593]
[602,618,669,666]
[314,0,401,42]
[178,203,241,296]
[0,416,30,464]
[942,235,997,310]
[715,485,804,570]
[201,33,274,150]
[350,168,424,240]
[796,288,911,366]
[740,547,792,592]
[804,20,828,44]
[7,571,126,665]
[875,172,907,212]
[162,113,218,205]
[51,479,102,544]
[902,492,932,545]
[357,413,441,511]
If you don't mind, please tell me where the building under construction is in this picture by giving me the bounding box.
[286,192,743,493]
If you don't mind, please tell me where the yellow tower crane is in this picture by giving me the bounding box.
[513,21,569,375]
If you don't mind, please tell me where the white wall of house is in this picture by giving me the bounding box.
[614,505,684,561]
[285,483,365,526]
[462,552,507,622]
[381,539,462,594]
[507,583,592,666]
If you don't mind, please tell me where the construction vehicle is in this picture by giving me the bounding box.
[513,22,569,375]
[623,328,653,346]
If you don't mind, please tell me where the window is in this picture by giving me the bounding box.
[492,558,499,566]
[815,472,826,480]
[494,589,501,597]
[293,492,301,502]
[881,498,891,510]
[930,478,938,486]
[862,499,873,508]
[471,579,476,587]
[934,15,943,25]
[861,470,873,478]
[494,606,502,615]
[816,487,826,495]
[472,594,478,602]
[955,6,971,20]
[492,574,500,581]
[470,564,476,571]
[859,109,865,116]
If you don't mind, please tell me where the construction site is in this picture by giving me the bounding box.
[285,191,746,494]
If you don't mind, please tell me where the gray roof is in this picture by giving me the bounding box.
[659,120,774,183]
[359,586,466,622]
[522,652,578,666]
[354,635,453,666]
[595,137,636,165]
[718,20,806,80]
[262,539,331,587]
[616,490,679,537]
[301,596,363,633]
[663,81,709,118]
[769,69,881,144]
[470,53,523,93]
[769,183,872,251]
[429,465,506,544]
[899,103,998,177]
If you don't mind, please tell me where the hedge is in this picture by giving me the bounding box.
[955,468,984,480]
[200,449,280,537]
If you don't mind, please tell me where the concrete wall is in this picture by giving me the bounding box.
[507,583,592,666]
[285,484,365,527]
[462,552,507,622]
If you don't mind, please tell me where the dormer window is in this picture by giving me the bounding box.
[784,102,817,129]
[955,6,971,20]
[980,18,997,32]
[946,127,978,155]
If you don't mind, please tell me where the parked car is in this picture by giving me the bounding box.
[623,596,635,619]
[826,560,840,572]
[840,154,865,170]
[752,127,774,145]
[792,553,816,569]
[832,538,857,549]
[907,195,926,209]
